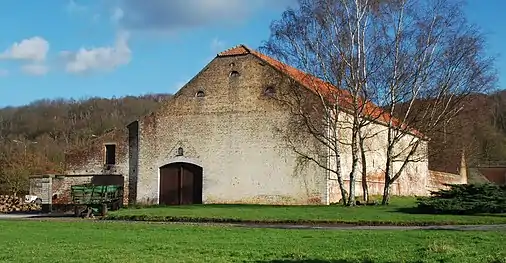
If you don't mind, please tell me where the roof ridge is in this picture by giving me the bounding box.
[240,44,250,53]
[217,44,251,57]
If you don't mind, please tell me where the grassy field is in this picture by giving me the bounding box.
[106,197,506,226]
[0,220,504,263]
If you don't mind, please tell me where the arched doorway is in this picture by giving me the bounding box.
[159,162,203,205]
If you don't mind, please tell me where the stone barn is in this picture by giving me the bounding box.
[43,44,436,206]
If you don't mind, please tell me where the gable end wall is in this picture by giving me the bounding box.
[134,54,327,205]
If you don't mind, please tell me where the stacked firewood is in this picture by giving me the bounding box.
[0,195,41,213]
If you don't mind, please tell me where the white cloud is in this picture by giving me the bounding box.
[0,36,49,62]
[60,31,131,74]
[21,64,49,76]
[0,69,8,77]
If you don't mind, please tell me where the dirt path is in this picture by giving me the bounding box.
[1,213,505,231]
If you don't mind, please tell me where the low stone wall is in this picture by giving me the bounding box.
[329,170,465,204]
[427,170,466,192]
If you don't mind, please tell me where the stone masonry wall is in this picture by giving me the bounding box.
[64,128,129,204]
[51,175,93,205]
[327,112,430,203]
[134,54,326,205]
[427,170,467,192]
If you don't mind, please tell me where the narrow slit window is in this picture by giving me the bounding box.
[105,144,116,165]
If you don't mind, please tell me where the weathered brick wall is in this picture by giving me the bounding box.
[134,54,326,205]
[427,170,467,192]
[328,179,402,204]
[64,129,129,204]
[65,129,128,174]
[51,175,93,205]
[327,112,430,203]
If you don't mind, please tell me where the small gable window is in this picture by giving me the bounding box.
[229,71,240,78]
[264,86,276,97]
[176,147,184,156]
[196,90,205,97]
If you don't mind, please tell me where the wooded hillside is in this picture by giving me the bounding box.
[420,90,506,174]
[0,94,172,195]
[0,89,505,195]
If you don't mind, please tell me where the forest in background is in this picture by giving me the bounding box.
[0,93,172,195]
[427,90,506,173]
[0,89,505,195]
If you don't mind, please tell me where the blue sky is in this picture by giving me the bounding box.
[0,0,504,107]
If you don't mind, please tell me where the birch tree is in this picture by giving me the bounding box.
[262,0,383,205]
[263,0,496,205]
[375,0,496,204]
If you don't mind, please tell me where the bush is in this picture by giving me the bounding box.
[416,183,506,214]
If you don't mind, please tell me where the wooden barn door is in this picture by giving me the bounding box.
[159,164,180,205]
[159,163,203,205]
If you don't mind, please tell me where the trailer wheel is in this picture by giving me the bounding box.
[111,200,120,211]
[101,204,108,216]
[85,207,93,218]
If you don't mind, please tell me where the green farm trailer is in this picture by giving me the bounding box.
[71,184,124,217]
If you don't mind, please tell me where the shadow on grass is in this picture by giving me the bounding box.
[394,207,506,217]
[394,207,440,215]
[253,259,423,263]
[122,204,322,210]
[254,259,505,263]
[255,259,505,263]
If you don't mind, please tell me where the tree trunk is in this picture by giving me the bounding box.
[348,158,358,206]
[332,115,348,205]
[382,155,393,205]
[382,180,391,205]
[381,121,395,205]
[335,153,348,205]
[359,136,369,203]
[337,175,348,205]
[347,130,360,206]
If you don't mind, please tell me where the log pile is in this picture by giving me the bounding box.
[0,195,41,213]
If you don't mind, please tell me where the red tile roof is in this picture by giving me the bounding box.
[218,44,425,138]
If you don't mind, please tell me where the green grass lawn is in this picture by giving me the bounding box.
[0,220,504,263]
[106,197,506,226]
